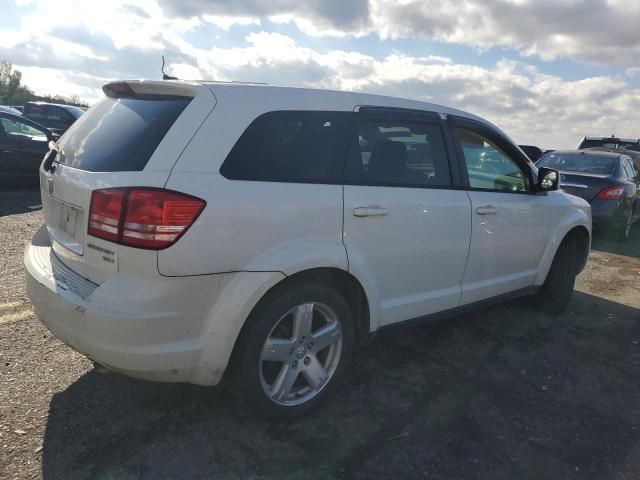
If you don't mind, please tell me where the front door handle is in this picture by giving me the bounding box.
[475,205,498,215]
[353,206,389,217]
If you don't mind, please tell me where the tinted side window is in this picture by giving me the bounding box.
[344,116,451,187]
[454,128,529,192]
[220,111,353,183]
[0,117,48,141]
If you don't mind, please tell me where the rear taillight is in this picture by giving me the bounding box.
[88,189,126,242]
[597,186,625,200]
[88,188,205,249]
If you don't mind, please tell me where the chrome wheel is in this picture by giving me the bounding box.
[259,302,343,406]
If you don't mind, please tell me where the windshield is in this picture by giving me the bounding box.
[538,153,616,175]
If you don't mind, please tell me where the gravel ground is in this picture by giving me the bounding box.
[1,188,639,480]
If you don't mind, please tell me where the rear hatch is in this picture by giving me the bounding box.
[559,172,615,202]
[39,80,216,284]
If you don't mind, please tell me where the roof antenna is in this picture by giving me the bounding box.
[161,55,178,80]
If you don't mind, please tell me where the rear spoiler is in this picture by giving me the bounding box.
[102,80,202,98]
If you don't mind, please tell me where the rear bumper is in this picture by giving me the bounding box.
[591,199,628,228]
[24,225,252,385]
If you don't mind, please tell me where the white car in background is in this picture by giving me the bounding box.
[24,80,591,418]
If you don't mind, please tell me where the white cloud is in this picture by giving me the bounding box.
[202,15,260,31]
[157,0,640,66]
[2,1,640,149]
[157,0,371,32]
[171,33,640,149]
[625,67,640,78]
[372,0,640,66]
[16,66,104,100]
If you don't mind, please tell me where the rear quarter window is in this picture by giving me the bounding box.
[220,111,353,183]
[623,159,636,178]
[59,95,191,172]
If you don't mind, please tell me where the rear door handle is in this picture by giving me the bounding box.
[353,206,389,217]
[475,205,498,215]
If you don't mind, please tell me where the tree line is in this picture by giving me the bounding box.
[0,61,90,108]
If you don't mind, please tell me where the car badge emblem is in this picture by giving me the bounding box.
[48,178,54,195]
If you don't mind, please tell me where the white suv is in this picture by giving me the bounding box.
[25,80,591,418]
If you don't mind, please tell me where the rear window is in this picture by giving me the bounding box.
[64,105,85,119]
[579,139,639,150]
[24,104,47,119]
[58,95,191,172]
[220,111,353,183]
[538,153,616,175]
[48,106,74,122]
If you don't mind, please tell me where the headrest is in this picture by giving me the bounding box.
[369,140,407,176]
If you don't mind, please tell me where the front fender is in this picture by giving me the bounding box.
[534,207,591,285]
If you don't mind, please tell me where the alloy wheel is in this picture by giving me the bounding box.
[259,302,343,406]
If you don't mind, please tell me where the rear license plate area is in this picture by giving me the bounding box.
[57,203,79,237]
[43,193,85,256]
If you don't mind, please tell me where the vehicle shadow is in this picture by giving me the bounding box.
[0,186,42,217]
[591,226,640,259]
[41,291,640,479]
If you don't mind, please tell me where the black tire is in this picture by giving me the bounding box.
[616,208,634,242]
[537,237,578,316]
[230,282,355,419]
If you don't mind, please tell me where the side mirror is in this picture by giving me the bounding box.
[537,167,559,192]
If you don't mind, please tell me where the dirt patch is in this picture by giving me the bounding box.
[1,189,639,480]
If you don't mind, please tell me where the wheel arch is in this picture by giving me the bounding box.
[535,211,591,285]
[564,225,590,274]
[245,267,373,345]
[219,267,373,383]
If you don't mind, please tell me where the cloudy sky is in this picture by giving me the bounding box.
[2,0,640,148]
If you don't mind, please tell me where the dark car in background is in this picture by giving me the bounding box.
[538,150,639,240]
[577,136,640,152]
[22,101,84,135]
[585,146,640,173]
[0,111,55,185]
[519,144,544,163]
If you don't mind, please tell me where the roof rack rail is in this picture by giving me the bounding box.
[197,79,269,85]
